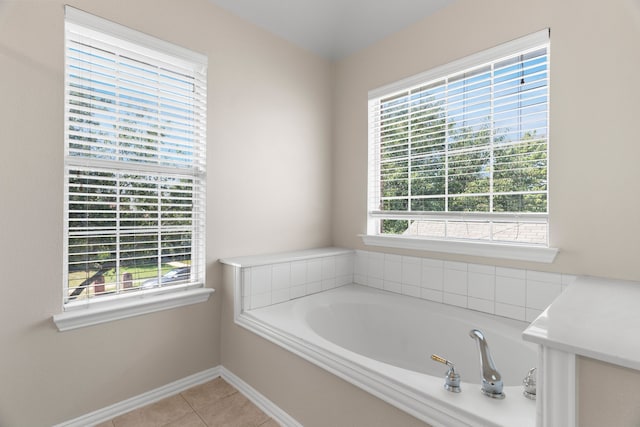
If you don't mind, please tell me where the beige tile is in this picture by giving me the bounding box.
[258,419,280,427]
[112,394,193,427]
[196,392,270,427]
[95,421,114,427]
[162,411,207,427]
[181,378,238,410]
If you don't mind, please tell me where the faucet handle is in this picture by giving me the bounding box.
[431,354,453,367]
[523,367,537,400]
[431,354,461,393]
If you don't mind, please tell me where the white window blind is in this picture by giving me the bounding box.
[368,30,550,246]
[63,7,207,306]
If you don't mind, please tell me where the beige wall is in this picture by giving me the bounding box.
[331,0,640,425]
[0,0,331,425]
[578,356,640,427]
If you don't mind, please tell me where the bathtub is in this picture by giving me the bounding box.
[239,284,537,427]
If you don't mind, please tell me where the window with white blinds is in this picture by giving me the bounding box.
[63,7,207,307]
[368,30,550,247]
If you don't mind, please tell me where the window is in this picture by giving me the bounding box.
[367,30,551,255]
[62,7,207,313]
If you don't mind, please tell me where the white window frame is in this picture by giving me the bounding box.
[54,7,212,331]
[365,29,558,263]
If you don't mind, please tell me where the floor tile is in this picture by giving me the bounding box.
[181,378,238,410]
[112,394,193,427]
[196,392,270,427]
[258,419,279,427]
[162,411,207,427]
[95,421,114,427]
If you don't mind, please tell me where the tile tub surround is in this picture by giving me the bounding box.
[354,250,577,323]
[221,248,355,310]
[222,247,576,321]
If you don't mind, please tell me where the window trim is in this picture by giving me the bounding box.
[57,7,211,329]
[366,29,557,262]
[360,234,558,263]
[53,288,215,331]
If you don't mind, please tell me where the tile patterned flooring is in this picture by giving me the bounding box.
[96,378,279,427]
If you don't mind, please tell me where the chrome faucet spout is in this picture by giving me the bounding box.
[469,329,505,399]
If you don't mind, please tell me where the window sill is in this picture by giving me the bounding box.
[52,287,215,332]
[360,234,558,263]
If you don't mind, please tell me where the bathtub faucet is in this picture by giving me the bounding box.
[430,354,461,393]
[469,329,505,399]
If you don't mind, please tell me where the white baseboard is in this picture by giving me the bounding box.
[219,366,302,427]
[53,365,300,427]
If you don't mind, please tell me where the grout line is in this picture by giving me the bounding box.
[179,389,209,427]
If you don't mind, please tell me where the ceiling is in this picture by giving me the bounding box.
[208,0,456,60]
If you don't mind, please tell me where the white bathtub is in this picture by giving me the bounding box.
[240,284,537,427]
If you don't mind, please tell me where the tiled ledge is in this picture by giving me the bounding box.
[221,247,576,322]
[221,248,354,310]
[220,247,353,268]
[354,250,576,323]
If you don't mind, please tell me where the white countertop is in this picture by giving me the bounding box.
[523,276,640,371]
